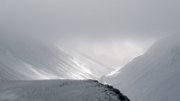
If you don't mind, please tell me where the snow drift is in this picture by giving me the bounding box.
[0,80,130,101]
[104,34,180,101]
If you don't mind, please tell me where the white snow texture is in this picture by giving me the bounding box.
[0,80,129,101]
[104,34,180,101]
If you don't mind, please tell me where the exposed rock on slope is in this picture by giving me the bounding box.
[0,80,130,101]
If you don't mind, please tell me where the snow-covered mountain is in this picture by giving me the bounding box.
[0,80,130,101]
[103,34,180,101]
[0,36,110,80]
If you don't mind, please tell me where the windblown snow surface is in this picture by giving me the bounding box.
[0,36,110,80]
[0,80,130,101]
[0,36,130,101]
[103,34,180,101]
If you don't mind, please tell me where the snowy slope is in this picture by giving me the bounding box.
[0,36,110,80]
[0,80,130,101]
[104,34,180,101]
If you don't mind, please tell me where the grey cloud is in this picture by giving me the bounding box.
[0,0,179,39]
[0,0,179,67]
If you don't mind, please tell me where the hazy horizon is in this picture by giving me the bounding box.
[0,0,179,68]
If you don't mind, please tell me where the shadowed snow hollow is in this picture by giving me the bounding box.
[103,34,180,101]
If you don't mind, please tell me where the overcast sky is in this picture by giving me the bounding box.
[0,0,179,68]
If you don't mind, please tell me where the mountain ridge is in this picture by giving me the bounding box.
[0,80,130,101]
[103,34,180,101]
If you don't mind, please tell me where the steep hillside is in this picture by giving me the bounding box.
[0,36,110,80]
[104,34,180,101]
[0,80,130,101]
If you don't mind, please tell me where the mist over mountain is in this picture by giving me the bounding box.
[0,36,110,80]
[103,34,180,101]
[0,35,130,101]
[1,0,179,101]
